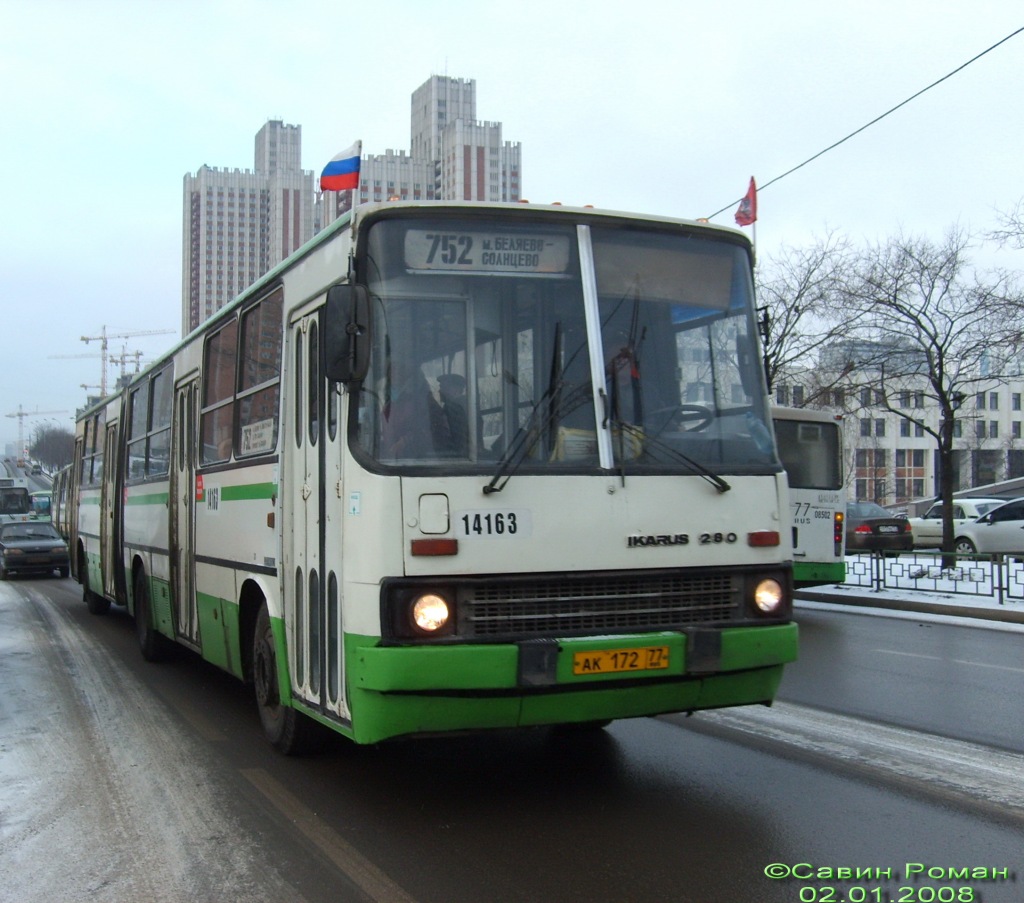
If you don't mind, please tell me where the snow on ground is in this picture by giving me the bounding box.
[797,553,1024,629]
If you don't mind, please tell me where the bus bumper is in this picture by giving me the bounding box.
[344,623,798,744]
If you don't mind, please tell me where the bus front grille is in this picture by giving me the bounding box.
[458,572,739,638]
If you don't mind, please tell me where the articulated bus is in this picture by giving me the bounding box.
[69,201,797,753]
[771,406,845,587]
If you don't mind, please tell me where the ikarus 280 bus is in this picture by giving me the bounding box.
[70,201,798,753]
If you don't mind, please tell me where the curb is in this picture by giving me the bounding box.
[795,589,1024,625]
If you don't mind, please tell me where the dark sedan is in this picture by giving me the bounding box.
[845,501,913,553]
[0,522,70,578]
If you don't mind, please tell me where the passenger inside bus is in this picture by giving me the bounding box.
[380,361,451,458]
[437,373,469,456]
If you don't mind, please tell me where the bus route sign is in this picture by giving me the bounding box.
[404,229,571,274]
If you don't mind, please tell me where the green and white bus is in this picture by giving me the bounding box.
[70,201,797,753]
[772,406,846,587]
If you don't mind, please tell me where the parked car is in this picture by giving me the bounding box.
[845,501,913,553]
[0,522,70,578]
[953,497,1024,555]
[907,497,1005,548]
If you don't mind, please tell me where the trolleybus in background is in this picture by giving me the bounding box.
[771,406,845,587]
[29,490,52,521]
[68,201,797,753]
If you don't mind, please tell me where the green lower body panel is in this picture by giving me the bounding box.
[341,623,798,745]
[150,576,174,637]
[196,592,243,678]
[793,561,846,588]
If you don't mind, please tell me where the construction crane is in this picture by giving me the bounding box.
[79,326,174,395]
[5,405,68,460]
[51,349,155,393]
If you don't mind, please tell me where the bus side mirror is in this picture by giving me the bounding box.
[324,284,370,383]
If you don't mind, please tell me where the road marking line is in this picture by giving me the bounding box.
[873,648,1024,673]
[950,657,1024,673]
[241,767,419,903]
[872,649,940,661]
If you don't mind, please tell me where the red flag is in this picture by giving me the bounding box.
[734,177,757,226]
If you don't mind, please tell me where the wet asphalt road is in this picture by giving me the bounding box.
[1,578,1022,903]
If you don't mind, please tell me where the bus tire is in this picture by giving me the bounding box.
[134,569,168,662]
[81,550,110,615]
[253,603,319,755]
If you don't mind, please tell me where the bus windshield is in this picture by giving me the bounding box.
[353,214,775,475]
[774,418,843,490]
[0,487,31,516]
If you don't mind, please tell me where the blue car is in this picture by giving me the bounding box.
[0,522,70,579]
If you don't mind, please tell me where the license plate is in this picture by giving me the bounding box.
[877,525,899,533]
[572,646,670,676]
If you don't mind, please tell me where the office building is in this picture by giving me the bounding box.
[181,121,315,334]
[323,75,522,225]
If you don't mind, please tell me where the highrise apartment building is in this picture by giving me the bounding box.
[322,75,522,226]
[181,121,315,334]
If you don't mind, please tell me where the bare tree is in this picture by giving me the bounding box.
[988,197,1024,250]
[29,424,74,472]
[755,233,855,400]
[835,227,1024,557]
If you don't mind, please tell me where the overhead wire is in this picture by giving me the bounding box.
[707,26,1024,221]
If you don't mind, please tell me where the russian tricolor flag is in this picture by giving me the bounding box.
[320,141,362,192]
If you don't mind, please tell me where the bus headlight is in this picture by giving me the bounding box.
[411,593,451,632]
[753,578,784,614]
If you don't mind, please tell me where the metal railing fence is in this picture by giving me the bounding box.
[843,551,1024,604]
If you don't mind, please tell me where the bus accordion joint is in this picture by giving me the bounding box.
[747,530,780,547]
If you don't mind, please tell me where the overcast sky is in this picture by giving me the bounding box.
[2,0,1022,452]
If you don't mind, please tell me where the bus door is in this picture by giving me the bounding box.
[171,378,200,644]
[101,421,120,599]
[287,309,348,722]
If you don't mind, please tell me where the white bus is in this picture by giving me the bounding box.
[771,406,845,587]
[70,201,797,753]
[0,476,32,524]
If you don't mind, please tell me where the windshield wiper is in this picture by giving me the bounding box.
[486,324,573,495]
[610,418,731,494]
[482,380,591,494]
[482,389,554,495]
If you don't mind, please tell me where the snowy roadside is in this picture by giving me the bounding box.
[796,580,1024,628]
[0,582,303,903]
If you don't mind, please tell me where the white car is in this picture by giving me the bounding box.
[953,497,1024,555]
[908,497,1005,548]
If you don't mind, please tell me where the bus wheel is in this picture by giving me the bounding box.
[81,551,110,615]
[134,569,168,662]
[253,603,318,755]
